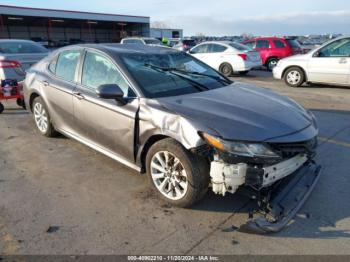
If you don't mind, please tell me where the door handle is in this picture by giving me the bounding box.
[339,58,348,64]
[73,92,85,100]
[43,80,49,86]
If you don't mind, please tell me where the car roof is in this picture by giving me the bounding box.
[245,37,286,41]
[122,37,158,40]
[0,39,38,44]
[74,43,179,55]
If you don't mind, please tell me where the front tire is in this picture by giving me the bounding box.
[284,67,305,87]
[146,138,209,208]
[0,102,4,114]
[32,96,58,137]
[219,63,233,77]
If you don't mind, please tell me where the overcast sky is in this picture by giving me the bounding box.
[1,0,349,36]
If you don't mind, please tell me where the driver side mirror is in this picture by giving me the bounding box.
[96,84,126,105]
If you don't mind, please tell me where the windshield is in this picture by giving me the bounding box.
[144,39,163,45]
[229,42,252,51]
[120,52,230,98]
[287,39,301,49]
[0,41,48,54]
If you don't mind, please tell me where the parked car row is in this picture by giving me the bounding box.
[273,36,350,87]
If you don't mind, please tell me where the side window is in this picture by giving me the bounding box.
[244,41,256,49]
[318,38,350,57]
[209,44,227,53]
[191,44,209,54]
[273,40,286,48]
[48,57,57,74]
[256,40,270,49]
[81,52,132,97]
[55,50,81,82]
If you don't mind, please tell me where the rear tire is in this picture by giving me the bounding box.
[16,98,26,109]
[0,103,4,114]
[266,58,279,71]
[146,138,209,208]
[284,67,305,87]
[219,63,233,77]
[32,96,58,137]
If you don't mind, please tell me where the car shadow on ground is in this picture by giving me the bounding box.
[305,83,350,90]
[0,108,29,115]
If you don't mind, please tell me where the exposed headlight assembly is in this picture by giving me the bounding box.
[201,133,279,159]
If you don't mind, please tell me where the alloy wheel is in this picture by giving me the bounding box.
[286,70,301,85]
[150,151,188,201]
[34,102,49,133]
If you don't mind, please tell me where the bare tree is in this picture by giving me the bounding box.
[151,21,170,29]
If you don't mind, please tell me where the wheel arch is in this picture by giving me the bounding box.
[29,92,41,112]
[139,134,171,173]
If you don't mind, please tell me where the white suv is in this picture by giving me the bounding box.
[273,36,350,87]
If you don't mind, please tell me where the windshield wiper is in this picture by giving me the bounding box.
[172,69,232,85]
[144,64,209,92]
[144,64,232,85]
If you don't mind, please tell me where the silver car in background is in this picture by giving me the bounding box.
[0,39,48,82]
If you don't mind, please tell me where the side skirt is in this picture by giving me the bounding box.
[57,128,141,172]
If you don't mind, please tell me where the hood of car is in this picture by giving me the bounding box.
[157,82,315,142]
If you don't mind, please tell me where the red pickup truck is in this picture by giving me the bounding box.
[242,37,303,71]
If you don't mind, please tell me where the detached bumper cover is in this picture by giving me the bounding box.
[239,162,321,234]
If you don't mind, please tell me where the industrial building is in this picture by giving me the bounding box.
[0,5,150,44]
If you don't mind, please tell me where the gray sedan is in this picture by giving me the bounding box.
[0,39,48,82]
[23,44,321,233]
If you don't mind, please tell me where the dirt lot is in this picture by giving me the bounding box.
[1,70,350,255]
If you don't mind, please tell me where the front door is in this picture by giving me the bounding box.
[308,38,350,85]
[73,50,139,162]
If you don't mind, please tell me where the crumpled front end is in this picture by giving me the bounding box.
[206,137,321,233]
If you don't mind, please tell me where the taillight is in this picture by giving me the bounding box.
[0,60,21,68]
[183,44,189,49]
[238,54,247,60]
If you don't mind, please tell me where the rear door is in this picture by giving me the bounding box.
[44,49,81,134]
[255,39,271,64]
[203,44,228,69]
[73,49,139,161]
[308,38,350,85]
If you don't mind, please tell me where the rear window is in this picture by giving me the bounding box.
[286,39,301,48]
[273,40,286,48]
[229,42,252,51]
[0,41,47,54]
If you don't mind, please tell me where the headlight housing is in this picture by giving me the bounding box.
[201,133,279,159]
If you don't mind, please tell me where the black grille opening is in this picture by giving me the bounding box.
[269,137,318,159]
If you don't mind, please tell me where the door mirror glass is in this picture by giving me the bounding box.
[96,84,125,103]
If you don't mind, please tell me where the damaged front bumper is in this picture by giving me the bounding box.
[209,154,321,233]
[239,162,321,234]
